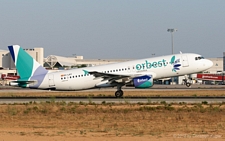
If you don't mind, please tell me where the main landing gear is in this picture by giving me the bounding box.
[115,85,123,97]
[115,90,123,97]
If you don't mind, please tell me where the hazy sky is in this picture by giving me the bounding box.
[0,1,224,59]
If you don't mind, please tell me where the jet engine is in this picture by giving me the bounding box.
[126,75,153,88]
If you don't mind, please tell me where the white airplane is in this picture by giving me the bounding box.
[8,45,213,97]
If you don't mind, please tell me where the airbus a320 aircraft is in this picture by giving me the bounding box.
[8,45,213,97]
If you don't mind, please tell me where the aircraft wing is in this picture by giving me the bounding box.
[87,70,144,82]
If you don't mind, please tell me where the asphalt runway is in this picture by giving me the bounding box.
[0,96,225,104]
[0,85,225,104]
[0,84,225,93]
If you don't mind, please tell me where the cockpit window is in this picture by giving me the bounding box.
[195,56,204,60]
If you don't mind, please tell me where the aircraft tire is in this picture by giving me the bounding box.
[115,90,123,98]
[186,82,191,87]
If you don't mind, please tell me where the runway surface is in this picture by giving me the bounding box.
[0,96,225,104]
[0,84,225,104]
[0,84,225,92]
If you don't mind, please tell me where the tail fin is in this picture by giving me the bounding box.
[8,45,48,80]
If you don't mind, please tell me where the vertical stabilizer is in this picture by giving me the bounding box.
[8,45,48,81]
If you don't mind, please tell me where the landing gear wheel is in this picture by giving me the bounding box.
[115,90,123,98]
[186,82,191,87]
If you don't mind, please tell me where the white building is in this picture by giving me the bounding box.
[44,55,131,69]
[205,58,223,74]
[0,49,11,69]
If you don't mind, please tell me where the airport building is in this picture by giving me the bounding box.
[205,57,223,74]
[43,55,130,69]
[0,49,11,69]
[0,47,224,85]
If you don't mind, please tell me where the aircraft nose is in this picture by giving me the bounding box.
[206,59,213,68]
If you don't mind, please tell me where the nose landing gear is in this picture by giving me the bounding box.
[183,75,192,87]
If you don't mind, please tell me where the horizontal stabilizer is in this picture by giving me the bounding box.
[10,80,37,87]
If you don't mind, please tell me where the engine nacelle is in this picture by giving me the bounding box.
[131,75,153,88]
